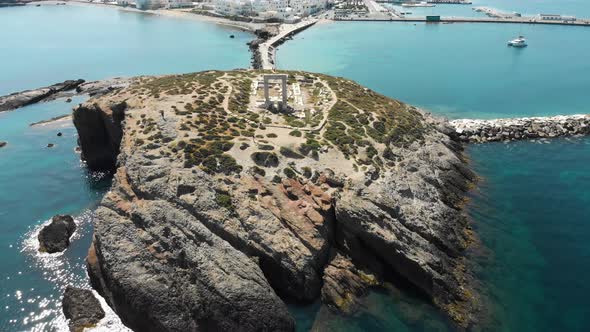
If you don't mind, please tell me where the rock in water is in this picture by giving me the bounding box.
[38,215,76,253]
[321,253,380,315]
[74,70,481,330]
[62,286,105,332]
[0,141,6,148]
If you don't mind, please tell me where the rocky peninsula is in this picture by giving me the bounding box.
[72,69,481,330]
[0,77,133,113]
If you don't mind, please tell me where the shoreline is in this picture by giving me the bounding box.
[29,1,264,32]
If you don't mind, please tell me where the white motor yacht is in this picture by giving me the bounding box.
[508,36,527,47]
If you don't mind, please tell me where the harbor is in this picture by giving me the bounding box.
[334,0,590,26]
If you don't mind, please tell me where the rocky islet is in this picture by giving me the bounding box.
[38,214,77,253]
[73,69,482,330]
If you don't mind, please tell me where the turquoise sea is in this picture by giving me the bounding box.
[0,4,251,95]
[277,21,590,119]
[1,2,590,332]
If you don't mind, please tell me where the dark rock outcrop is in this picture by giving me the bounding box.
[38,215,76,253]
[86,170,295,331]
[73,101,127,172]
[0,79,84,112]
[62,286,105,332]
[321,253,380,314]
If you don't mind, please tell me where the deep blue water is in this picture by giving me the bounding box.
[1,2,590,332]
[467,138,590,332]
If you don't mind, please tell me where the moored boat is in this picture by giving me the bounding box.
[508,35,527,47]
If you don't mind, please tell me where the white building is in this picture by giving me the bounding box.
[290,0,325,17]
[135,0,192,9]
[213,0,251,16]
[539,14,576,21]
[213,0,327,19]
[167,0,193,8]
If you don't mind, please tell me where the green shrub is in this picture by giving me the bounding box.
[302,166,312,178]
[283,167,297,179]
[215,192,234,211]
[251,152,279,167]
[251,166,266,177]
[289,130,302,137]
[280,146,304,159]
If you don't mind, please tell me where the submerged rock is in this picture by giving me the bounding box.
[62,286,105,332]
[74,70,481,330]
[38,215,76,253]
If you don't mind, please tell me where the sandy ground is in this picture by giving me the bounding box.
[29,0,265,32]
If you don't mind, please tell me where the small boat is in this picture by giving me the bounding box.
[508,36,527,47]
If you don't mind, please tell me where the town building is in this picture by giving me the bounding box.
[539,14,576,21]
[135,0,193,10]
[212,0,328,20]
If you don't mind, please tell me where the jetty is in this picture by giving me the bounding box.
[451,114,590,143]
[336,15,590,26]
[258,19,318,70]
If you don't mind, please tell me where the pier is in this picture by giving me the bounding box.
[258,19,318,70]
[451,115,590,143]
[336,15,590,26]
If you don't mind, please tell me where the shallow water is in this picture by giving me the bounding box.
[0,4,252,95]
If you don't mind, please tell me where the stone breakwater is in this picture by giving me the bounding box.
[451,114,590,143]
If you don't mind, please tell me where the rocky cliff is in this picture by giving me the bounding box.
[74,70,481,331]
